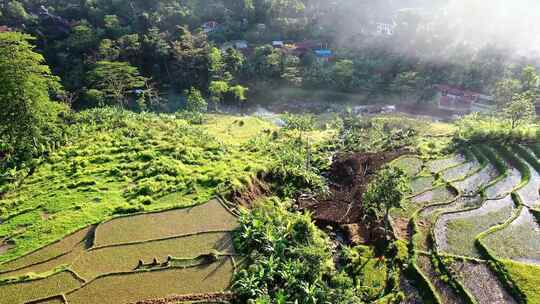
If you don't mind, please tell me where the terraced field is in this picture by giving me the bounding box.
[0,198,239,304]
[398,144,540,304]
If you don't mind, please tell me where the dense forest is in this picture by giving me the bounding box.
[1,0,539,111]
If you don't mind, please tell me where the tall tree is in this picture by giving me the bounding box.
[86,61,147,107]
[503,93,536,129]
[362,166,410,239]
[494,78,522,108]
[0,32,65,157]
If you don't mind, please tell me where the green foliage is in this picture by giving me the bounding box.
[0,31,67,160]
[233,197,367,304]
[0,108,272,263]
[501,260,540,304]
[341,246,388,301]
[454,113,538,144]
[363,166,411,232]
[339,115,421,153]
[86,61,147,107]
[184,87,208,113]
[233,198,331,303]
[229,84,249,103]
[502,93,536,129]
[282,113,314,132]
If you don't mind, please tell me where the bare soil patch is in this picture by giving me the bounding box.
[299,150,407,226]
[0,242,14,255]
[228,177,270,208]
[129,292,234,304]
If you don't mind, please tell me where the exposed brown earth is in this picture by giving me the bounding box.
[298,150,408,243]
[130,292,234,304]
[228,176,270,208]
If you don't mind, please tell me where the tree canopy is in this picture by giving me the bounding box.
[0,32,66,159]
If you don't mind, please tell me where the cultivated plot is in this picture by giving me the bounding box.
[427,154,465,173]
[484,168,521,199]
[421,195,482,219]
[71,232,234,280]
[410,176,436,195]
[65,258,234,304]
[441,161,480,182]
[447,259,517,304]
[517,161,540,208]
[0,271,81,304]
[93,199,238,247]
[0,226,92,274]
[393,156,423,177]
[483,208,540,265]
[435,196,515,257]
[0,241,86,279]
[416,254,465,304]
[452,165,498,195]
[411,186,456,205]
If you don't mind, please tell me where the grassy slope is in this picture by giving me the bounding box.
[502,260,540,304]
[0,110,275,264]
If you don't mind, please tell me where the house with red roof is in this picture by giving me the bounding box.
[435,84,495,114]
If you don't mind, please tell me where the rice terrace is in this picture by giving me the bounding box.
[0,198,239,304]
[2,0,540,303]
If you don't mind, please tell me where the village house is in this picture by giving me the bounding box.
[272,40,284,48]
[313,49,333,62]
[202,21,219,33]
[375,18,397,36]
[435,84,496,114]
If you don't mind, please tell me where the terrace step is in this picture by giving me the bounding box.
[483,207,540,265]
[427,154,466,174]
[516,150,540,208]
[416,253,466,304]
[434,196,515,258]
[446,258,517,304]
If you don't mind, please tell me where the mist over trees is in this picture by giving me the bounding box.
[1,0,539,162]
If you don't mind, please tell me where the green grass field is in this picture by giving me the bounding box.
[93,199,238,247]
[65,258,234,304]
[0,110,270,264]
[502,260,540,304]
[0,271,81,304]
